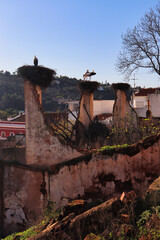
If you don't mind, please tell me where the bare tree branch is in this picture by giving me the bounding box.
[116,3,160,78]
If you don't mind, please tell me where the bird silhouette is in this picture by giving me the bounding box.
[33,56,38,66]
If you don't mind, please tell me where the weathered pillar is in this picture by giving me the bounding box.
[18,65,56,165]
[112,83,138,127]
[78,81,99,129]
[17,65,82,165]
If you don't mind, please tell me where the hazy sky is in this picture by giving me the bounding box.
[0,0,160,87]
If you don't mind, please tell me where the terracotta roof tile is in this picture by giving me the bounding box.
[135,88,160,96]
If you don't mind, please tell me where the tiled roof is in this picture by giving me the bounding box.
[10,114,25,122]
[135,88,160,96]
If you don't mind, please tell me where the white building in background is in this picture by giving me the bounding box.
[67,100,114,121]
[93,100,114,116]
[133,88,160,118]
[67,88,160,121]
[67,101,79,121]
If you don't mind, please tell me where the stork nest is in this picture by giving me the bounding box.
[112,83,130,91]
[79,81,99,93]
[17,65,56,88]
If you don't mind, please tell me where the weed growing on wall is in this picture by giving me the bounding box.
[98,144,128,152]
[2,221,46,240]
[44,200,63,221]
[2,201,63,240]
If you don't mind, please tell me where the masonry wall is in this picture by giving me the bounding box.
[49,140,160,206]
[2,77,160,237]
[1,136,160,236]
[0,147,25,164]
[24,80,82,165]
[1,164,44,237]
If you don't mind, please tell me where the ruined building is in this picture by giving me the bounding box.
[1,65,160,238]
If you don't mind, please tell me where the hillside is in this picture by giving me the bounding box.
[0,71,115,119]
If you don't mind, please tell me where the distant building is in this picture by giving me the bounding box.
[0,121,25,137]
[67,100,114,121]
[133,88,160,118]
[7,111,68,123]
[7,112,25,122]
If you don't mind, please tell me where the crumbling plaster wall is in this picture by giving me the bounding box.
[2,77,160,236]
[0,147,25,164]
[49,140,160,206]
[2,165,44,236]
[1,137,160,236]
[24,80,82,165]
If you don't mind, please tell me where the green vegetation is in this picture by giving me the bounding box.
[44,200,63,221]
[0,71,115,119]
[97,116,160,151]
[98,144,128,152]
[0,71,81,118]
[0,71,24,119]
[2,221,46,240]
[136,206,160,239]
[3,202,160,240]
[0,109,19,119]
[2,200,62,240]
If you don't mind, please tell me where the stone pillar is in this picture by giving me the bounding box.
[78,81,99,129]
[24,80,45,164]
[79,92,93,128]
[18,65,82,165]
[112,83,138,127]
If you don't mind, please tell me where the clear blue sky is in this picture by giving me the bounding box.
[0,0,160,87]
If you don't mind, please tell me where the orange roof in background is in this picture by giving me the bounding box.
[135,88,160,96]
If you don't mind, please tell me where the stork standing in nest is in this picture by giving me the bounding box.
[33,56,38,66]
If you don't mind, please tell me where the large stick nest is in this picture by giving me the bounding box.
[112,83,130,91]
[17,65,56,88]
[79,81,99,93]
